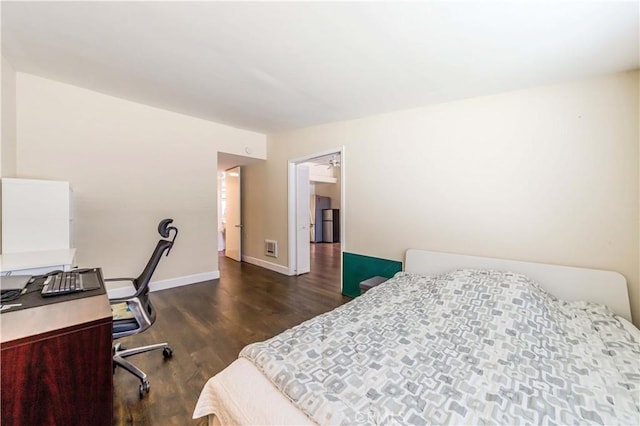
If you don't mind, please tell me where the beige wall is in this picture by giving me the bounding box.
[313,167,341,209]
[15,73,266,288]
[1,55,17,177]
[244,71,640,325]
[0,55,18,252]
[314,181,341,209]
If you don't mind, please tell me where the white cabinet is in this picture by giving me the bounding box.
[1,178,74,253]
[0,248,76,275]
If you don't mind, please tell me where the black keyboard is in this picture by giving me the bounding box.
[41,271,85,297]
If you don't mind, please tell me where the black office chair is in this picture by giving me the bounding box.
[108,218,178,398]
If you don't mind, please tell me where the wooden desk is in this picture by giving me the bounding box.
[1,274,113,426]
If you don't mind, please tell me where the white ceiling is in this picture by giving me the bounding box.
[2,1,638,133]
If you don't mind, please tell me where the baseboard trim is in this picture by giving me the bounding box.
[106,270,220,298]
[242,255,292,276]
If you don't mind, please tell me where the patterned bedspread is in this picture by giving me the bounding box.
[240,270,640,425]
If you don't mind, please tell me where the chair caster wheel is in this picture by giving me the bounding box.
[162,347,173,358]
[139,381,150,399]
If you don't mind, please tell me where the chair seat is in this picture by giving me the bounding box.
[111,301,135,320]
[114,317,139,334]
[111,297,155,339]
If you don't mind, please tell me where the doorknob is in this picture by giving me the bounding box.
[235,224,243,228]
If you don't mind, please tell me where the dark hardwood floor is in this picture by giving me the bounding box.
[113,243,349,425]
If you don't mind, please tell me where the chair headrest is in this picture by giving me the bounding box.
[158,218,176,238]
[158,218,178,255]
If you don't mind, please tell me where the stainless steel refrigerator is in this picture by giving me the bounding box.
[322,209,340,243]
[311,196,330,242]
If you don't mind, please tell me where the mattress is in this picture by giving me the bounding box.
[194,269,640,425]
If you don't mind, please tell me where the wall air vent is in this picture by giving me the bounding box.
[265,239,278,258]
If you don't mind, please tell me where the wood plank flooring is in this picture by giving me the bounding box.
[113,243,350,425]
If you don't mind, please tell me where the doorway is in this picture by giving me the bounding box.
[217,152,261,262]
[224,166,242,262]
[287,148,345,290]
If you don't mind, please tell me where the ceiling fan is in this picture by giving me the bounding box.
[327,155,341,169]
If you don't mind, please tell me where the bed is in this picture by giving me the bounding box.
[193,249,639,425]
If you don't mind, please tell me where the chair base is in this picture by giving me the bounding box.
[113,341,173,398]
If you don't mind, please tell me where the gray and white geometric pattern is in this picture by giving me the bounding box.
[240,269,640,425]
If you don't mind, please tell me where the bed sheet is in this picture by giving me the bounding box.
[193,358,313,425]
[240,269,640,425]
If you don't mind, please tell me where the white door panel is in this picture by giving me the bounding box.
[225,167,242,262]
[296,165,310,274]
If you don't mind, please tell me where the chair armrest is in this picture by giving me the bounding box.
[104,277,136,282]
[110,295,135,304]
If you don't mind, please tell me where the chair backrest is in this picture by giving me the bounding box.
[123,219,177,330]
[134,239,174,293]
[131,219,178,298]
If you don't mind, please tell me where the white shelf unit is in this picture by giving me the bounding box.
[1,178,74,254]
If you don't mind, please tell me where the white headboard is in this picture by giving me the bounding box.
[405,249,631,321]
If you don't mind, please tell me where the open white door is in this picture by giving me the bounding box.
[295,164,310,274]
[225,166,242,262]
[288,148,345,277]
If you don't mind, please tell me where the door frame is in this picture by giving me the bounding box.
[287,146,345,278]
